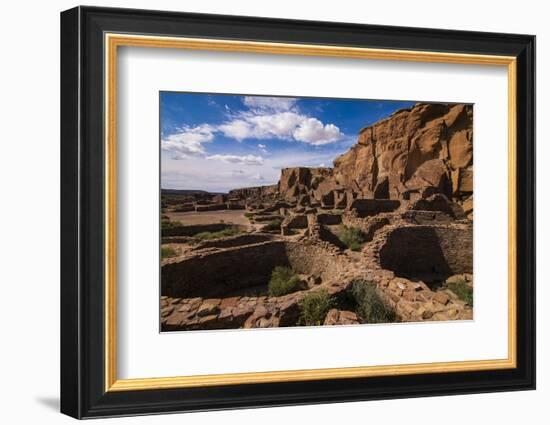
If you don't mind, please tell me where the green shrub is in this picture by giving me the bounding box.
[336,225,366,251]
[244,212,255,219]
[351,280,396,323]
[161,219,181,230]
[160,246,178,259]
[445,280,473,306]
[300,289,334,326]
[263,218,282,232]
[268,266,302,296]
[194,226,241,241]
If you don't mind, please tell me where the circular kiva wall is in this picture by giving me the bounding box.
[161,240,347,298]
[378,225,473,280]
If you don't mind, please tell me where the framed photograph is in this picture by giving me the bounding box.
[60,6,535,419]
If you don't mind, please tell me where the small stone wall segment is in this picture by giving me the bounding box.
[379,225,473,279]
[284,240,350,282]
[349,199,401,217]
[316,213,343,225]
[192,233,273,250]
[162,241,290,298]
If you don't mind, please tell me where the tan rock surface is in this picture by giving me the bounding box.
[333,103,473,202]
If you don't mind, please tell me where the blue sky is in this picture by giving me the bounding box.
[160,92,415,193]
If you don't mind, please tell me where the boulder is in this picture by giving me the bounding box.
[405,159,451,198]
[323,309,360,326]
[433,292,450,305]
[196,299,221,317]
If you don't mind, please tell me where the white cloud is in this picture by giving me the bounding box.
[217,111,344,145]
[246,112,304,139]
[252,173,265,180]
[162,97,344,162]
[293,118,343,145]
[206,154,264,165]
[217,119,252,141]
[161,124,215,159]
[243,96,297,111]
[218,112,303,141]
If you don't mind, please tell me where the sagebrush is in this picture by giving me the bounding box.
[445,280,473,305]
[193,226,241,240]
[351,280,396,323]
[268,266,301,296]
[160,246,179,259]
[336,225,366,251]
[300,289,334,326]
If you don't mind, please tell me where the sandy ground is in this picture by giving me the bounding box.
[167,209,250,226]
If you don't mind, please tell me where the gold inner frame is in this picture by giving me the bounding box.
[104,33,517,392]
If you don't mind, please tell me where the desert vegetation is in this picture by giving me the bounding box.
[161,246,179,259]
[300,290,334,326]
[335,225,367,251]
[263,218,282,232]
[268,266,302,296]
[194,226,242,241]
[350,280,396,323]
[444,278,473,306]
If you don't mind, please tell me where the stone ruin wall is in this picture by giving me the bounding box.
[228,184,278,200]
[284,239,352,282]
[192,233,273,250]
[162,239,348,299]
[162,241,288,298]
[378,225,473,279]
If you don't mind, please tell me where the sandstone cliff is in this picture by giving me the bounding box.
[333,103,473,202]
[231,103,473,213]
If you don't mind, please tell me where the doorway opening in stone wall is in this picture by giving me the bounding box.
[159,91,473,332]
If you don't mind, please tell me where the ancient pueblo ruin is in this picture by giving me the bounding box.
[160,103,474,331]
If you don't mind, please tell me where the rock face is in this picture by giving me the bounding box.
[279,167,336,203]
[241,103,473,212]
[333,103,473,203]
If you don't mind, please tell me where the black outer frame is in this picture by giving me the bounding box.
[60,6,536,419]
